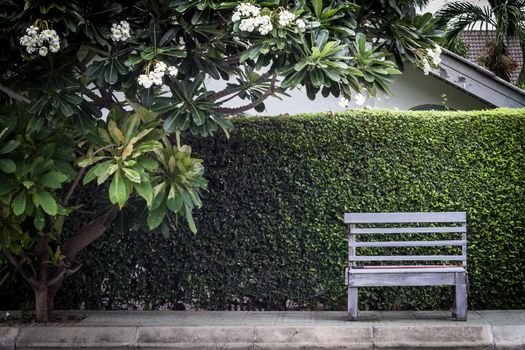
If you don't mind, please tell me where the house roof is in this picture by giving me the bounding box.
[429,49,525,108]
[460,30,523,84]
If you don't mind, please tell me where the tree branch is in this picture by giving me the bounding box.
[62,168,85,206]
[3,249,41,289]
[46,264,81,287]
[213,73,278,115]
[0,84,30,103]
[62,205,118,260]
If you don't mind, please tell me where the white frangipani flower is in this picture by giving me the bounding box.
[422,58,431,75]
[154,61,167,73]
[338,97,349,108]
[232,12,241,22]
[38,46,48,56]
[111,20,131,42]
[137,61,180,87]
[353,93,367,106]
[239,17,257,32]
[295,19,307,32]
[20,25,60,56]
[167,66,178,77]
[235,3,260,17]
[278,10,296,27]
[138,74,154,89]
[256,15,273,35]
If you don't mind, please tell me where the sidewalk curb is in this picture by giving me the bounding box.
[2,323,521,349]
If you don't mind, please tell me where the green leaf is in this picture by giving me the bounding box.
[135,181,153,207]
[185,206,197,233]
[147,203,166,230]
[166,185,183,213]
[109,170,129,208]
[312,0,323,18]
[108,120,125,144]
[137,157,159,170]
[0,140,20,154]
[151,182,167,209]
[0,159,16,173]
[35,190,58,216]
[123,167,141,183]
[0,181,14,196]
[104,62,118,85]
[39,171,69,189]
[12,191,26,216]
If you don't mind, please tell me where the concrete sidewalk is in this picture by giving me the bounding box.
[1,310,524,349]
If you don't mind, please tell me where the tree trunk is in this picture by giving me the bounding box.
[47,279,63,320]
[35,287,48,322]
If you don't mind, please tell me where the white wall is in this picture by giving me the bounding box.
[422,0,490,14]
[208,64,490,115]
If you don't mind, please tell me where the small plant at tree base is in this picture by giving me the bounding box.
[0,0,441,321]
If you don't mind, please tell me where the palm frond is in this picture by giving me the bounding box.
[436,2,495,44]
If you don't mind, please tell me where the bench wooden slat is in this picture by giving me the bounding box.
[351,227,466,234]
[349,255,466,261]
[349,267,465,274]
[344,212,466,224]
[350,240,466,248]
[349,272,458,287]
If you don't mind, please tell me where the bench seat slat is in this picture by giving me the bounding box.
[350,240,466,247]
[349,255,466,261]
[349,267,466,274]
[349,272,462,286]
[345,212,466,224]
[352,227,466,234]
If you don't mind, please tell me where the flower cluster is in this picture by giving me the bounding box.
[278,10,295,27]
[137,61,178,88]
[338,92,367,108]
[19,25,60,56]
[111,21,131,42]
[232,3,307,35]
[420,45,442,75]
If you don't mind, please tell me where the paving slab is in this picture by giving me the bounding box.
[492,325,525,350]
[16,326,137,350]
[0,327,18,350]
[136,326,254,349]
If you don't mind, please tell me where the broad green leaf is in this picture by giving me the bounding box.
[166,185,183,213]
[108,120,124,144]
[135,181,153,206]
[0,140,20,155]
[137,157,159,170]
[109,170,129,208]
[12,191,26,216]
[185,206,197,233]
[35,190,58,216]
[123,168,141,183]
[312,0,323,18]
[78,156,106,168]
[0,159,16,173]
[39,171,69,189]
[151,182,167,209]
[147,204,166,230]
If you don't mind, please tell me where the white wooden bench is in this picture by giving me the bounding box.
[344,212,468,321]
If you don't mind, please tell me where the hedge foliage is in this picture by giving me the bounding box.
[3,109,525,311]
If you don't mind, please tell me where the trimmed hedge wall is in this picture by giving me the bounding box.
[4,109,525,311]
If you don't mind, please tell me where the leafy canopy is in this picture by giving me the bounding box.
[0,0,441,320]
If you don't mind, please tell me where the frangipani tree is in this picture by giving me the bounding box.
[0,0,441,321]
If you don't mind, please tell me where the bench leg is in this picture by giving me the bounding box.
[348,287,358,321]
[451,286,457,319]
[454,273,468,321]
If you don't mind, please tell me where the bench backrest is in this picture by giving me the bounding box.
[344,212,467,268]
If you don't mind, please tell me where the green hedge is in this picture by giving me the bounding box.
[4,109,525,311]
